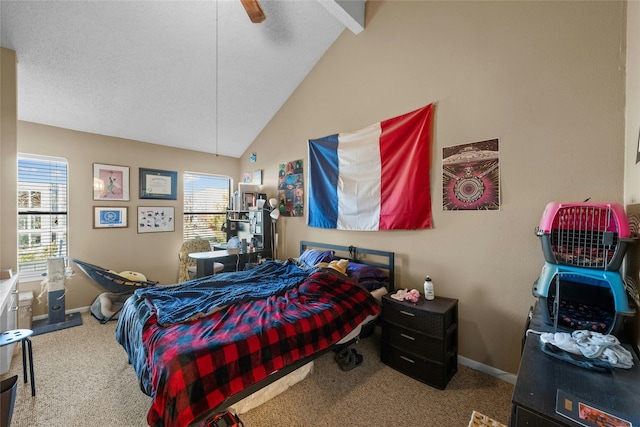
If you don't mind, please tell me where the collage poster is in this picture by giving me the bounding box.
[277,160,304,217]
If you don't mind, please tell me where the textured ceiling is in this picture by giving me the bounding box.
[0,0,364,158]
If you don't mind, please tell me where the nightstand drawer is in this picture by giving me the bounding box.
[381,321,452,361]
[382,297,455,336]
[381,343,457,389]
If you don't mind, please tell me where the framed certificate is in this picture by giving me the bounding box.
[139,168,178,200]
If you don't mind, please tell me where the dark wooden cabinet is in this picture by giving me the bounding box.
[510,303,640,427]
[380,293,458,389]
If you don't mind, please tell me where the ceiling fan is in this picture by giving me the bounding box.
[240,0,266,23]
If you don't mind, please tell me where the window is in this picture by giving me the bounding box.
[18,154,68,276]
[183,172,230,245]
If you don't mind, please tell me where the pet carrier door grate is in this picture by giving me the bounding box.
[536,202,631,270]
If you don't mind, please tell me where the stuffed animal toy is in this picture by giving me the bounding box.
[405,289,420,303]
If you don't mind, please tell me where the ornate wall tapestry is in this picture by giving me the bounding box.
[442,138,500,211]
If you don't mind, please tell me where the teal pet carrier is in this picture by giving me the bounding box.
[532,263,635,335]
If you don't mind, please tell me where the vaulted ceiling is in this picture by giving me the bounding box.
[0,0,365,158]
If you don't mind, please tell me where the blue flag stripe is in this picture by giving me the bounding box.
[308,134,340,228]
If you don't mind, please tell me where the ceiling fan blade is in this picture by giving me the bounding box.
[240,0,266,23]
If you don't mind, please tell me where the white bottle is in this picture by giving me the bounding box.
[424,276,435,300]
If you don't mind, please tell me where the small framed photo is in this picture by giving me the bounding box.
[254,169,262,185]
[93,163,130,201]
[139,168,178,200]
[93,207,128,228]
[137,206,175,233]
[243,192,256,210]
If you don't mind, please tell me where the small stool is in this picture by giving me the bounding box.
[0,329,35,396]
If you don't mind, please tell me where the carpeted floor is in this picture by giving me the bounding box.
[0,312,514,426]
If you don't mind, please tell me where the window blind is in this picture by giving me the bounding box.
[183,172,230,244]
[18,154,68,275]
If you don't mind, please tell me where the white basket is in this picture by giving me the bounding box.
[468,411,506,427]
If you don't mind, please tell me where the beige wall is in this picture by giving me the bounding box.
[1,48,18,273]
[17,122,239,317]
[242,1,626,373]
[625,1,640,346]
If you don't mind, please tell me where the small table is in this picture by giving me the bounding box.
[189,249,270,277]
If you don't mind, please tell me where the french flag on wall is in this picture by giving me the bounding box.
[307,103,434,231]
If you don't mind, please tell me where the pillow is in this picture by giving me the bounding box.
[314,259,349,275]
[346,263,388,281]
[298,249,334,267]
[357,278,387,292]
[118,271,148,282]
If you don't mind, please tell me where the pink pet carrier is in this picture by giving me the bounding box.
[536,202,632,271]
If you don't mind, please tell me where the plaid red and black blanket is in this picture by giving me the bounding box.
[140,270,379,427]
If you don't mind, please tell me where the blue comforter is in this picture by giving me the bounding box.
[133,260,311,325]
[115,260,314,396]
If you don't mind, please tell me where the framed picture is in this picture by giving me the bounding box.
[93,163,130,201]
[254,169,262,185]
[93,207,128,228]
[243,192,256,210]
[139,168,178,200]
[137,206,175,233]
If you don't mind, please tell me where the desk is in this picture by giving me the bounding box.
[510,303,640,426]
[189,249,271,277]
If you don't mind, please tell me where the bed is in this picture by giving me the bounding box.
[115,241,395,427]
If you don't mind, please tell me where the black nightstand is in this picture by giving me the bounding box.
[380,293,458,389]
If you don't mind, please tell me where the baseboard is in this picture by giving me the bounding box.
[458,355,517,385]
[32,306,90,322]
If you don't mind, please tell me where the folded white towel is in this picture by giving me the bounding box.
[601,346,634,369]
[533,329,634,369]
[572,330,620,358]
[540,332,581,355]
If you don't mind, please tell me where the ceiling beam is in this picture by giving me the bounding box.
[240,0,266,23]
[317,0,366,35]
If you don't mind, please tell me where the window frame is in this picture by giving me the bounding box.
[17,153,69,281]
[183,171,231,246]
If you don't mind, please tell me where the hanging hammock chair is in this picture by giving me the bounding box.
[69,258,158,294]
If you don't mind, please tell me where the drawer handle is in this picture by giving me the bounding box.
[400,333,416,341]
[399,310,415,317]
[11,290,19,295]
[9,306,18,312]
[400,355,415,364]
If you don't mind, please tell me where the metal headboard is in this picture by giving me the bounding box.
[299,241,395,292]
